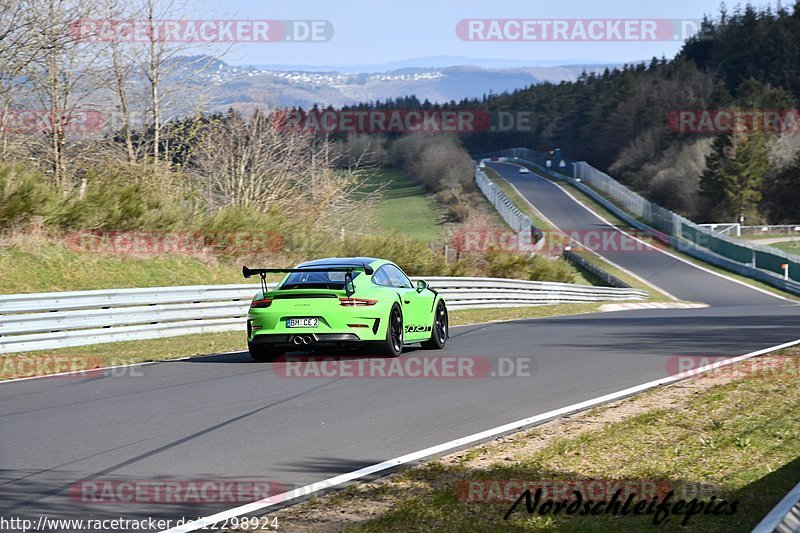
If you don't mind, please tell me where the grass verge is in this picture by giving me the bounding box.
[740,233,800,241]
[486,167,667,300]
[250,346,800,533]
[567,247,673,302]
[543,175,800,303]
[0,239,247,294]
[484,168,554,233]
[0,168,443,294]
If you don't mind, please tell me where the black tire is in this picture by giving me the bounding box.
[421,300,448,350]
[248,343,284,362]
[375,303,404,357]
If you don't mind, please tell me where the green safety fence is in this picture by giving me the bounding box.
[479,147,800,287]
[683,223,800,282]
[755,249,800,283]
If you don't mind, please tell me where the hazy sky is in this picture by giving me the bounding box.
[195,0,770,67]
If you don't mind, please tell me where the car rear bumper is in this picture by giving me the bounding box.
[247,308,387,343]
[249,332,363,347]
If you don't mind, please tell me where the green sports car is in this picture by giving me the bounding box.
[242,257,448,361]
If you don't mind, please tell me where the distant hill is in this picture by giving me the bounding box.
[247,55,621,73]
[167,56,624,110]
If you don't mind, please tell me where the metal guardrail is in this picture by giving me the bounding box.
[475,165,544,249]
[562,250,632,289]
[0,284,264,354]
[753,480,800,533]
[0,278,646,354]
[479,148,800,297]
[424,276,646,310]
[475,159,640,290]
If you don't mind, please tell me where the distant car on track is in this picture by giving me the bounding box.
[242,257,448,361]
[518,167,530,174]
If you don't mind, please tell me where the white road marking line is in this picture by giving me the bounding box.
[600,302,708,312]
[160,337,800,533]
[499,173,678,301]
[500,162,794,304]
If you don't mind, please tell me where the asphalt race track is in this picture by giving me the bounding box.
[1,164,799,531]
[488,162,784,308]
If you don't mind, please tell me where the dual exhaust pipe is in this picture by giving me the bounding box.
[292,335,313,345]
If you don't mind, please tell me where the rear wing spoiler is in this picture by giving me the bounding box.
[242,264,375,296]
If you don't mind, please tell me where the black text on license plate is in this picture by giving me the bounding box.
[287,318,318,328]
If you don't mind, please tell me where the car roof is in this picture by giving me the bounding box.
[296,257,386,269]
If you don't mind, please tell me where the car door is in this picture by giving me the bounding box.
[383,264,433,341]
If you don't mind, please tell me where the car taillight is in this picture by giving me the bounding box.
[339,298,377,307]
[250,298,272,308]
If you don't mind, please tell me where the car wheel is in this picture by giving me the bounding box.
[248,343,284,362]
[421,300,448,350]
[376,303,403,357]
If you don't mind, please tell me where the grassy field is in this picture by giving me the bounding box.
[767,240,800,255]
[720,234,800,255]
[363,168,444,243]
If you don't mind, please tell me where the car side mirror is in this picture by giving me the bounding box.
[416,279,428,293]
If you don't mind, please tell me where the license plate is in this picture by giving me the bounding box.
[286,318,318,328]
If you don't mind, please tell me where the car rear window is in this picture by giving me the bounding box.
[279,269,363,290]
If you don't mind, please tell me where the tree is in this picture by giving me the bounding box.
[192,109,379,228]
[701,132,769,222]
[25,0,103,192]
[765,152,800,222]
[0,0,48,159]
[119,0,226,165]
[700,134,734,219]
